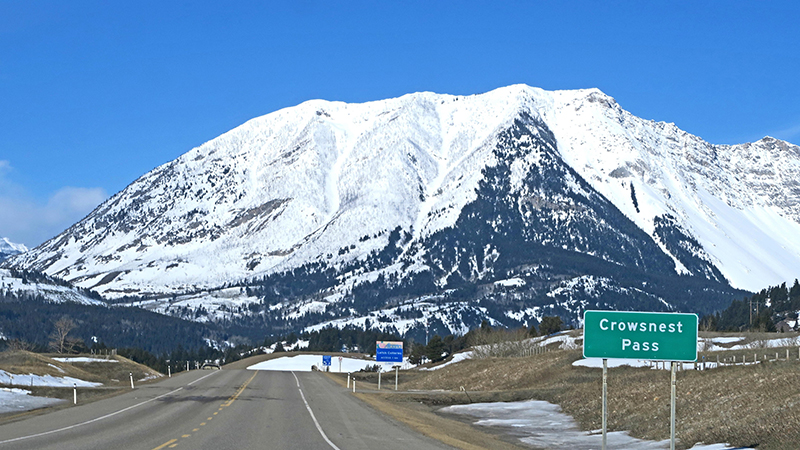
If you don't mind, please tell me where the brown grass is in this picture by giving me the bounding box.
[392,347,800,449]
[0,350,163,424]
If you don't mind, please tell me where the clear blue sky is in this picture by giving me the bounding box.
[1,1,799,247]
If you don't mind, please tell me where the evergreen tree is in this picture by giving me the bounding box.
[424,335,447,363]
[539,316,563,335]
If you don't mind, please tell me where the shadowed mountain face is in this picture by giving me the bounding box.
[6,85,796,335]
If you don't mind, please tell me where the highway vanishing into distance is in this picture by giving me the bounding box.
[0,368,454,450]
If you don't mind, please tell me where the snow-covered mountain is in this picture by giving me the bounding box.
[5,85,798,335]
[0,238,27,262]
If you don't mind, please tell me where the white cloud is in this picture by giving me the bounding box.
[0,162,107,248]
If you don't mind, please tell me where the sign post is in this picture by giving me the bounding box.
[338,356,343,373]
[583,310,697,450]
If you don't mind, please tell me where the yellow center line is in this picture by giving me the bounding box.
[151,439,178,450]
[221,371,258,408]
[192,428,199,432]
[200,422,207,426]
[151,371,258,450]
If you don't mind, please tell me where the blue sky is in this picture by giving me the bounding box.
[1,1,799,247]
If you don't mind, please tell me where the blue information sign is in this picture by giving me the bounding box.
[322,355,332,366]
[376,341,403,363]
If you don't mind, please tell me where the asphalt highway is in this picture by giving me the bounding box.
[0,369,454,450]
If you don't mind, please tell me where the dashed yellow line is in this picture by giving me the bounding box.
[152,439,177,450]
[150,372,259,450]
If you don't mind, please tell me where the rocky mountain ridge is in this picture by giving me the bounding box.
[5,85,798,336]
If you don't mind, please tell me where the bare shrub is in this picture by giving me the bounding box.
[470,328,541,359]
[49,316,76,353]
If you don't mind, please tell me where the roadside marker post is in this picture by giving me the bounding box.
[168,366,171,378]
[347,373,351,388]
[129,372,135,389]
[73,383,77,405]
[584,310,698,450]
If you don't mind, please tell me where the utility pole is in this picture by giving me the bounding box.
[749,299,767,327]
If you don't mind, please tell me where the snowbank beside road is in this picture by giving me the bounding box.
[247,355,406,373]
[0,370,102,387]
[0,388,64,414]
[441,400,748,450]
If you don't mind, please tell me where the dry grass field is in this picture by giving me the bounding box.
[345,333,800,450]
[0,350,162,423]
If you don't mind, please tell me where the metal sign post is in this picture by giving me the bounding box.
[395,365,399,391]
[584,310,697,450]
[670,362,677,450]
[338,356,343,373]
[602,358,607,450]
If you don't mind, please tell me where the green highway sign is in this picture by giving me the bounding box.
[583,310,698,362]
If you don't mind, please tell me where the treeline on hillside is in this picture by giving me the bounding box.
[301,327,404,354]
[2,268,105,301]
[293,316,567,367]
[0,290,219,354]
[701,280,800,332]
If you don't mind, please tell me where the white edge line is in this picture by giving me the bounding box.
[0,371,219,445]
[291,371,342,450]
[0,387,183,444]
[187,370,220,386]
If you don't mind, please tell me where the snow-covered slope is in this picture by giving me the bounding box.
[5,85,799,332]
[0,269,104,305]
[540,91,800,291]
[0,238,27,262]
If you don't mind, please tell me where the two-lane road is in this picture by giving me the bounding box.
[0,369,454,450]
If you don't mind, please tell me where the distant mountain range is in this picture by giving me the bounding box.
[5,85,799,340]
[0,238,27,262]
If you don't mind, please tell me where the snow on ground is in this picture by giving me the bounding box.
[247,354,410,373]
[698,335,799,352]
[440,400,746,450]
[47,363,66,373]
[709,337,745,344]
[52,357,118,363]
[0,269,103,306]
[0,370,102,387]
[419,351,473,371]
[0,388,64,414]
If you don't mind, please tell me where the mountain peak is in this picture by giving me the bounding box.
[7,85,800,304]
[0,237,27,262]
